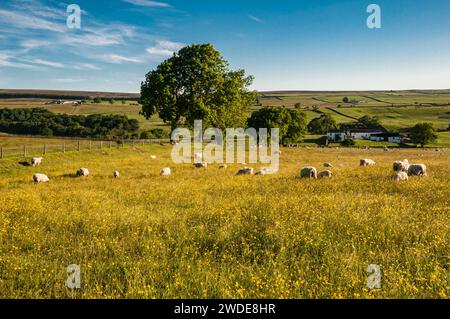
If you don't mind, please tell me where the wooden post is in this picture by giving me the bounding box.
[63,142,66,153]
[43,144,46,155]
[100,141,103,150]
[78,141,80,152]
[89,141,92,151]
[24,145,27,157]
[1,146,3,159]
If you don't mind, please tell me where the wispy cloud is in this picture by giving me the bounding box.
[146,40,185,57]
[248,14,264,23]
[0,52,41,70]
[96,54,142,64]
[51,78,86,83]
[28,58,64,68]
[122,0,172,8]
[0,8,66,33]
[20,39,52,49]
[73,63,101,71]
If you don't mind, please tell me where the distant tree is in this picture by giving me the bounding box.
[247,107,307,144]
[294,102,302,109]
[341,138,355,147]
[410,123,438,147]
[140,43,256,131]
[122,100,126,105]
[93,97,102,103]
[308,113,338,134]
[358,115,381,128]
[109,99,115,104]
[343,97,349,103]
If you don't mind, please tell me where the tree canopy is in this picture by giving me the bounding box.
[140,43,256,131]
[247,107,307,144]
[308,113,338,134]
[410,123,438,147]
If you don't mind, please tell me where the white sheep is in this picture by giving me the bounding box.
[318,170,333,178]
[33,173,49,183]
[236,167,254,175]
[160,167,171,176]
[31,157,43,167]
[193,162,208,168]
[219,164,228,169]
[323,162,333,168]
[360,159,375,166]
[255,167,275,175]
[393,159,410,172]
[392,171,408,182]
[408,164,427,176]
[150,155,157,160]
[113,170,120,178]
[76,168,90,177]
[300,166,317,179]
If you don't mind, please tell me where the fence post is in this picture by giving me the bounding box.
[89,141,92,151]
[63,142,66,153]
[78,141,80,152]
[24,145,27,157]
[43,144,46,155]
[100,141,103,150]
[1,146,3,159]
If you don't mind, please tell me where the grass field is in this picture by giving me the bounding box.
[0,144,448,298]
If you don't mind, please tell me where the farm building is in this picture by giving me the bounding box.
[327,128,385,142]
[369,133,402,143]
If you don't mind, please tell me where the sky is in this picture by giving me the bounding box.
[0,0,449,92]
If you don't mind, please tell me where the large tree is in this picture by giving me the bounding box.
[247,107,307,144]
[308,113,338,134]
[140,44,256,131]
[410,123,438,147]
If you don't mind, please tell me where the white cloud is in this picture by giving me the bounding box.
[21,39,51,49]
[122,0,171,8]
[146,40,184,57]
[73,63,101,71]
[97,54,142,64]
[52,78,85,83]
[28,59,64,68]
[0,9,65,33]
[248,14,264,23]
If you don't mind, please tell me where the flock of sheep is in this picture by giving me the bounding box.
[29,151,427,184]
[297,158,426,181]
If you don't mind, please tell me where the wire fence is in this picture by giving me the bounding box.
[0,138,170,159]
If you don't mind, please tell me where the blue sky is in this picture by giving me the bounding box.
[0,0,449,92]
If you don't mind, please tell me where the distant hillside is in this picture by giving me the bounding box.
[0,89,140,101]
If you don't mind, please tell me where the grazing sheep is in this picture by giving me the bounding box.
[160,167,171,176]
[76,168,90,177]
[393,159,410,172]
[300,166,317,179]
[273,150,282,155]
[33,173,49,183]
[360,159,375,167]
[323,162,333,168]
[408,164,427,176]
[384,146,389,151]
[113,170,120,178]
[193,162,208,168]
[219,164,228,169]
[31,157,43,167]
[255,167,274,175]
[150,155,156,160]
[194,152,202,161]
[392,171,408,182]
[236,167,254,175]
[318,170,333,178]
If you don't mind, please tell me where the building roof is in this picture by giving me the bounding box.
[348,128,384,133]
